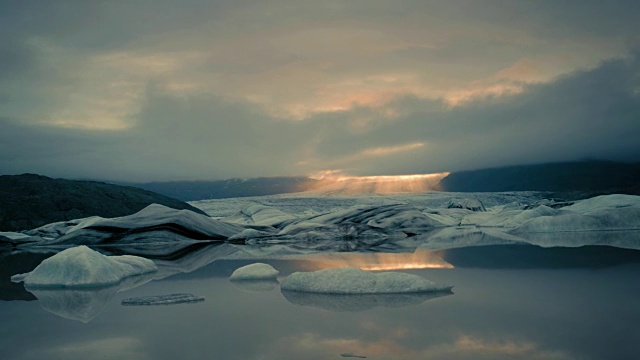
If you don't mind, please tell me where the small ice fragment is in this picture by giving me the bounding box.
[121,293,204,306]
[341,353,367,358]
[229,263,279,281]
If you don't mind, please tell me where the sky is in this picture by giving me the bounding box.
[1,0,639,182]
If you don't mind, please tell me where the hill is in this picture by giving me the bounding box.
[437,161,640,197]
[0,174,206,231]
[127,177,316,201]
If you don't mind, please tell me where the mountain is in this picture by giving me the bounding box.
[437,160,640,196]
[127,177,317,201]
[0,174,206,231]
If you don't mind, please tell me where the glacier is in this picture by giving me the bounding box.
[4,193,640,255]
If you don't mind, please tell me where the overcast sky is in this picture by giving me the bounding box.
[1,0,639,181]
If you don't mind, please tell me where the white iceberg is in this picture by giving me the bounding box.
[229,263,280,281]
[281,267,452,294]
[11,246,157,288]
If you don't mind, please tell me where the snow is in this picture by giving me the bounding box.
[229,263,280,280]
[121,293,204,306]
[12,245,157,288]
[281,267,452,294]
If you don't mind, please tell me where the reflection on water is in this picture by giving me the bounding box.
[25,273,155,323]
[230,279,280,293]
[293,250,454,271]
[282,290,452,312]
[1,244,640,359]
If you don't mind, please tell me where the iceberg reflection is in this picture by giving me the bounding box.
[26,273,154,323]
[281,290,452,312]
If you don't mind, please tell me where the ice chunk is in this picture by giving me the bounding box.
[229,263,280,281]
[12,246,157,288]
[281,268,452,294]
[341,353,367,358]
[121,293,204,306]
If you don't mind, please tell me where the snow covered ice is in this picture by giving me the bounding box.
[281,267,452,294]
[11,245,157,288]
[229,263,280,280]
[7,193,640,253]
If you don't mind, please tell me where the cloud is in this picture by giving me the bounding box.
[0,1,639,180]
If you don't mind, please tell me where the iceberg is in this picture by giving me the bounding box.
[11,246,157,288]
[229,263,279,280]
[121,293,204,306]
[281,267,452,294]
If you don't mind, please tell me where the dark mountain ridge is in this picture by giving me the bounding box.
[125,176,317,201]
[437,160,640,197]
[0,174,206,232]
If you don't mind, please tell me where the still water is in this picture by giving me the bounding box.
[1,245,639,360]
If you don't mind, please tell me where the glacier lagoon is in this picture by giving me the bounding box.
[2,192,640,359]
[1,244,639,360]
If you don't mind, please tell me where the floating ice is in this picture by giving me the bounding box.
[229,263,280,281]
[121,293,204,306]
[281,267,452,294]
[11,246,157,288]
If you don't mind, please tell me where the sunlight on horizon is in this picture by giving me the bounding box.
[305,171,449,195]
[295,250,454,271]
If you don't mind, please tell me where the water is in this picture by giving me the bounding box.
[1,245,639,360]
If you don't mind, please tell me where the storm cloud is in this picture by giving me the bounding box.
[1,1,639,181]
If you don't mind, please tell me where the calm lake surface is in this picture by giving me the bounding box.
[1,245,639,360]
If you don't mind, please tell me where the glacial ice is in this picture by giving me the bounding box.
[11,245,157,288]
[281,267,452,294]
[121,293,204,306]
[446,198,486,212]
[8,193,640,253]
[46,204,244,246]
[229,263,280,280]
